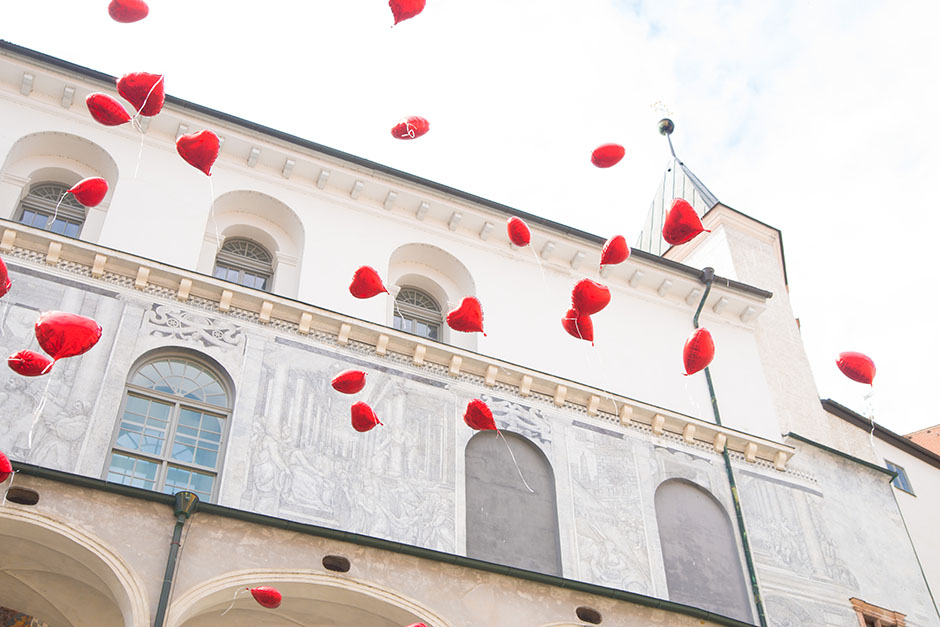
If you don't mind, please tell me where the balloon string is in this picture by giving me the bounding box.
[133,124,145,179]
[26,374,55,449]
[129,74,164,124]
[46,192,67,233]
[497,430,534,493]
[208,177,222,253]
[0,470,15,507]
[864,386,876,451]
[527,243,550,294]
[221,587,248,616]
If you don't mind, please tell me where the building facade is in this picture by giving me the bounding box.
[0,41,936,627]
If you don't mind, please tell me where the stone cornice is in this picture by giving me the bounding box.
[0,219,794,470]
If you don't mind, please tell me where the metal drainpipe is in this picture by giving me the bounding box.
[694,267,768,627]
[153,491,199,627]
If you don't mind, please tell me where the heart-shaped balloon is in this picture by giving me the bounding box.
[351,401,383,432]
[561,308,594,345]
[836,351,875,385]
[600,234,630,267]
[249,586,282,609]
[108,0,149,22]
[0,451,12,483]
[177,130,221,176]
[663,198,709,246]
[332,369,367,394]
[117,72,165,117]
[406,624,429,627]
[446,297,486,335]
[349,266,388,299]
[391,116,430,139]
[67,177,109,207]
[507,217,531,247]
[35,311,102,361]
[683,327,715,375]
[390,0,426,25]
[8,350,54,377]
[591,143,625,168]
[0,256,11,298]
[86,93,131,126]
[571,279,610,316]
[463,399,497,431]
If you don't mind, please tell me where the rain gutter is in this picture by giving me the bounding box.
[11,461,755,627]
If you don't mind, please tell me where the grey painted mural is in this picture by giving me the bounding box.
[1,261,939,626]
[238,340,456,552]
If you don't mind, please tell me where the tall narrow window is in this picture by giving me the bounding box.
[655,479,752,622]
[213,238,274,291]
[393,287,442,340]
[16,182,86,238]
[106,355,231,502]
[465,431,562,575]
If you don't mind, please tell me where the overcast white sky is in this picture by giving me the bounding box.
[3,1,939,435]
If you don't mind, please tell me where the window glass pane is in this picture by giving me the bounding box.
[64,222,81,238]
[213,265,228,279]
[117,395,171,455]
[172,408,225,469]
[427,324,439,340]
[107,453,158,490]
[164,465,214,501]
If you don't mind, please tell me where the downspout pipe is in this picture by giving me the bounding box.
[694,267,768,627]
[153,491,199,627]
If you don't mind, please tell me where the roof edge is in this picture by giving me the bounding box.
[785,431,895,478]
[821,399,940,470]
[0,39,771,302]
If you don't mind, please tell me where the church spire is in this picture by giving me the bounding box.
[635,119,720,255]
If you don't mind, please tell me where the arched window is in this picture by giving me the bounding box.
[212,238,274,291]
[16,182,86,237]
[465,431,562,575]
[106,355,232,502]
[394,287,443,340]
[654,479,752,622]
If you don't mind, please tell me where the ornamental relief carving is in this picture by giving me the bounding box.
[145,303,244,350]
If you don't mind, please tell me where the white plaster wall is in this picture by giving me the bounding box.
[0,66,787,442]
[872,437,940,611]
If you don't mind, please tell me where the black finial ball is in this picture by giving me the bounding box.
[658,118,675,136]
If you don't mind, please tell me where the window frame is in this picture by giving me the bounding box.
[393,286,443,341]
[884,460,915,495]
[16,181,86,238]
[850,597,906,627]
[212,237,274,292]
[104,354,233,502]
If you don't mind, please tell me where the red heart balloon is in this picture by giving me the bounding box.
[108,0,149,22]
[349,266,388,299]
[351,401,383,432]
[67,177,109,207]
[507,217,531,247]
[446,297,486,335]
[836,351,875,385]
[8,350,54,377]
[591,143,625,168]
[600,234,630,267]
[332,369,367,394]
[406,624,429,627]
[683,328,715,375]
[463,399,497,431]
[177,130,221,176]
[249,586,282,609]
[0,451,11,483]
[390,0,426,25]
[571,279,610,316]
[35,311,102,361]
[0,256,11,298]
[116,72,165,117]
[391,116,430,139]
[663,198,709,246]
[561,308,594,345]
[86,93,131,126]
